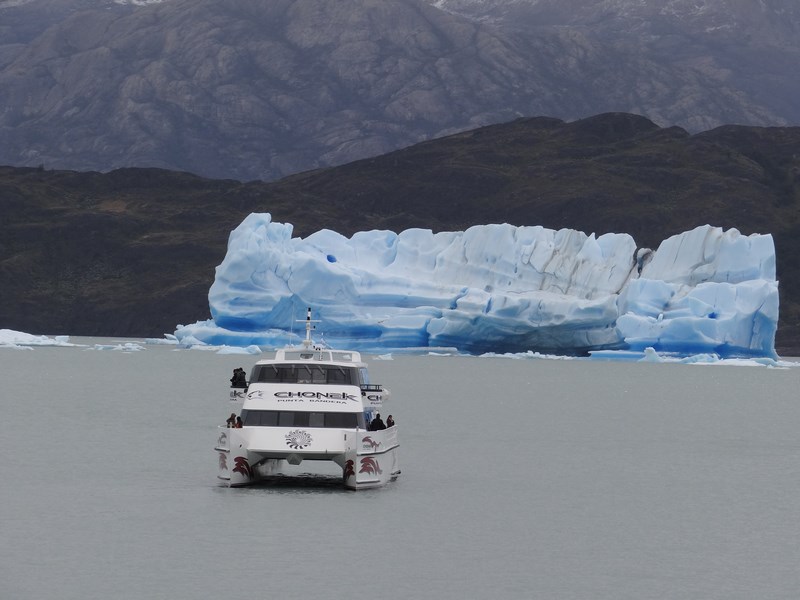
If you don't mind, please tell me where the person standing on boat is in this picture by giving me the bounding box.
[386,415,395,428]
[230,367,247,387]
[370,413,386,431]
[235,416,243,428]
[226,413,236,428]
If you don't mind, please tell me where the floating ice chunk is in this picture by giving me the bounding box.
[0,329,77,348]
[174,218,778,359]
[215,345,262,355]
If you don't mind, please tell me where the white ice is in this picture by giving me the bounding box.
[0,329,75,348]
[174,214,779,359]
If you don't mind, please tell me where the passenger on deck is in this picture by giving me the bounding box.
[226,413,236,428]
[230,367,247,388]
[235,416,243,428]
[370,413,386,431]
[386,415,395,428]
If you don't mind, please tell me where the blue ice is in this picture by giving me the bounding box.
[174,215,778,359]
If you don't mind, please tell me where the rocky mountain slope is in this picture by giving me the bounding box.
[2,113,800,352]
[432,0,800,127]
[1,0,798,181]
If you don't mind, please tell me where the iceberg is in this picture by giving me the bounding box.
[174,214,779,359]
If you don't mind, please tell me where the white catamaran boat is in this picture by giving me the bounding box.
[215,309,400,490]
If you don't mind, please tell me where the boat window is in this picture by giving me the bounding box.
[251,365,356,385]
[277,411,290,426]
[297,366,313,384]
[326,412,360,428]
[255,410,278,426]
[293,365,330,384]
[253,365,298,383]
[326,367,351,384]
[241,410,363,428]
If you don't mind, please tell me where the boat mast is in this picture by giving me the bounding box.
[301,307,318,349]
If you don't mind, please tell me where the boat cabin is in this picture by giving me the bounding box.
[238,346,385,431]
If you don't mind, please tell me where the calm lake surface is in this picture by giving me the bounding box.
[1,339,799,600]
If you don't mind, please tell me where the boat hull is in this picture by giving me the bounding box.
[343,427,401,490]
[215,427,399,490]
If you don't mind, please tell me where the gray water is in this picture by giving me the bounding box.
[1,340,799,599]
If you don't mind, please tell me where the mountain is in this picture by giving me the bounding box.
[433,0,800,37]
[431,0,800,129]
[2,114,800,352]
[1,0,799,181]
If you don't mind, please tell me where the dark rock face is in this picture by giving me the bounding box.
[2,114,800,352]
[1,0,798,181]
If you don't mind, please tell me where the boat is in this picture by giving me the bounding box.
[215,308,400,490]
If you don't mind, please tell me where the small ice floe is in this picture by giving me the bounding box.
[0,329,77,348]
[90,342,146,351]
[216,345,262,355]
[479,350,576,360]
[145,334,179,345]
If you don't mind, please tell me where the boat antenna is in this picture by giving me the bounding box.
[299,307,320,349]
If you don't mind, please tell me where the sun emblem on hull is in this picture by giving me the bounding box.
[285,429,313,449]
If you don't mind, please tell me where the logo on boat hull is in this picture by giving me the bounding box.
[366,393,383,405]
[232,456,252,478]
[362,436,381,451]
[344,459,355,479]
[359,457,382,476]
[275,391,358,403]
[285,429,313,449]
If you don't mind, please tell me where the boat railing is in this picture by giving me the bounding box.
[360,384,384,393]
[278,348,361,362]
